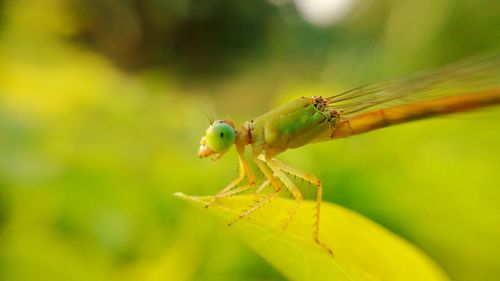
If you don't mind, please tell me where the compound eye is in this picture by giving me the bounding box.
[205,122,236,153]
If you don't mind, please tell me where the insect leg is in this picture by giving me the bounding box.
[205,146,255,207]
[264,156,333,255]
[266,160,303,230]
[228,155,281,226]
[254,179,269,194]
[214,182,257,198]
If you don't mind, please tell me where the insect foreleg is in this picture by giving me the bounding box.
[227,155,281,226]
[205,145,255,207]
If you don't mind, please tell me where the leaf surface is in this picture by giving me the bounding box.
[175,193,449,281]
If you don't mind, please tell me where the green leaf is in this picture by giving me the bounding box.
[174,193,449,281]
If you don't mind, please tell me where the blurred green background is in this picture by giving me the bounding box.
[1,0,499,280]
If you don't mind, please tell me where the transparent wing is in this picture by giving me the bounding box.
[326,55,500,118]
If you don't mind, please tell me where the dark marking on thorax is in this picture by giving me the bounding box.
[246,121,254,145]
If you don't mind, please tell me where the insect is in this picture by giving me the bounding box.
[197,55,500,254]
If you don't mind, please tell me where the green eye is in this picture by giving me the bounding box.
[206,122,236,153]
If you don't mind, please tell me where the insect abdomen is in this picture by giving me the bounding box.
[334,88,500,138]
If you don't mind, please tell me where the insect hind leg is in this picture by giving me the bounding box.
[265,160,303,230]
[262,156,333,255]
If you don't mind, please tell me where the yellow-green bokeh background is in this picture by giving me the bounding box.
[1,0,499,280]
